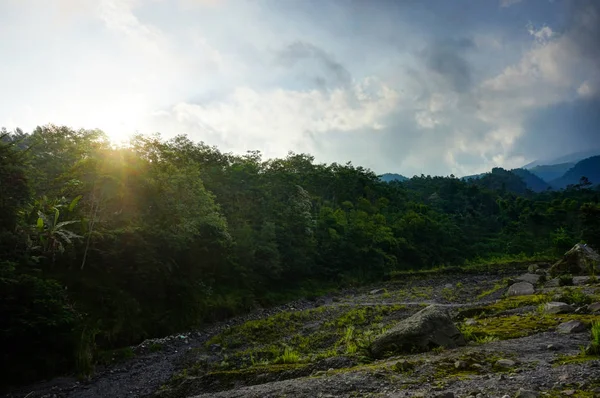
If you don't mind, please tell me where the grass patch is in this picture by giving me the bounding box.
[273,346,301,364]
[463,313,599,341]
[557,287,593,306]
[95,347,135,366]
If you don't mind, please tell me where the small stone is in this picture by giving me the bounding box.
[587,302,600,313]
[516,273,540,284]
[546,344,558,351]
[507,282,535,297]
[528,264,539,273]
[369,288,385,295]
[543,302,575,314]
[557,320,587,334]
[444,283,453,289]
[495,359,516,368]
[562,390,576,396]
[455,360,468,369]
[465,318,477,326]
[515,389,539,398]
[393,359,414,372]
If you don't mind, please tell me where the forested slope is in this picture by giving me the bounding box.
[1,125,600,390]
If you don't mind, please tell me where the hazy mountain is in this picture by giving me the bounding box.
[380,173,408,182]
[510,168,552,192]
[523,149,600,169]
[528,162,575,182]
[460,173,486,181]
[550,156,600,189]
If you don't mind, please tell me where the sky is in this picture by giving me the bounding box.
[1,0,599,177]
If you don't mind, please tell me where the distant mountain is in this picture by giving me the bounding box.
[523,149,600,169]
[510,168,551,192]
[460,173,486,181]
[528,162,575,182]
[550,156,600,189]
[380,173,408,183]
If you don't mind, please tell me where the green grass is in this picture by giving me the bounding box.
[273,346,301,364]
[588,321,600,355]
[463,313,598,341]
[388,253,555,280]
[558,287,593,306]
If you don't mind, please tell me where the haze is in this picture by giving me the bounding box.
[1,0,599,177]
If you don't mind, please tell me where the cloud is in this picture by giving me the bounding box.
[155,78,399,159]
[500,0,523,8]
[421,38,475,93]
[276,41,351,89]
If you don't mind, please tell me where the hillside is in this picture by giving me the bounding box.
[528,162,575,182]
[509,168,551,192]
[379,173,408,182]
[15,263,600,398]
[468,168,528,195]
[550,156,600,189]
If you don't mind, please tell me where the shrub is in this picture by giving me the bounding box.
[0,264,80,388]
[558,274,574,287]
[558,287,592,306]
[586,322,600,355]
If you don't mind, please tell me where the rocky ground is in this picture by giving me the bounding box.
[5,262,600,398]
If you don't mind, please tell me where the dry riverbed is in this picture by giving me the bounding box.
[6,262,600,398]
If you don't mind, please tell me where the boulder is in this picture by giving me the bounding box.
[516,273,540,284]
[587,302,600,313]
[573,276,591,286]
[543,302,575,314]
[507,282,535,297]
[369,305,466,358]
[557,320,587,334]
[515,389,539,398]
[549,243,600,276]
[495,359,516,369]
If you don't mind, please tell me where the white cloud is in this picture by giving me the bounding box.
[500,0,523,8]
[158,78,399,158]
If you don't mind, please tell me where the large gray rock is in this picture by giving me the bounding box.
[550,243,600,276]
[369,305,466,358]
[557,320,587,334]
[507,282,535,297]
[543,302,575,314]
[573,276,591,286]
[516,273,540,284]
[515,389,539,398]
[587,302,600,313]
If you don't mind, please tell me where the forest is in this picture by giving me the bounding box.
[1,125,600,390]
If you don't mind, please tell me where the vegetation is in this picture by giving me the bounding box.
[1,125,600,390]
